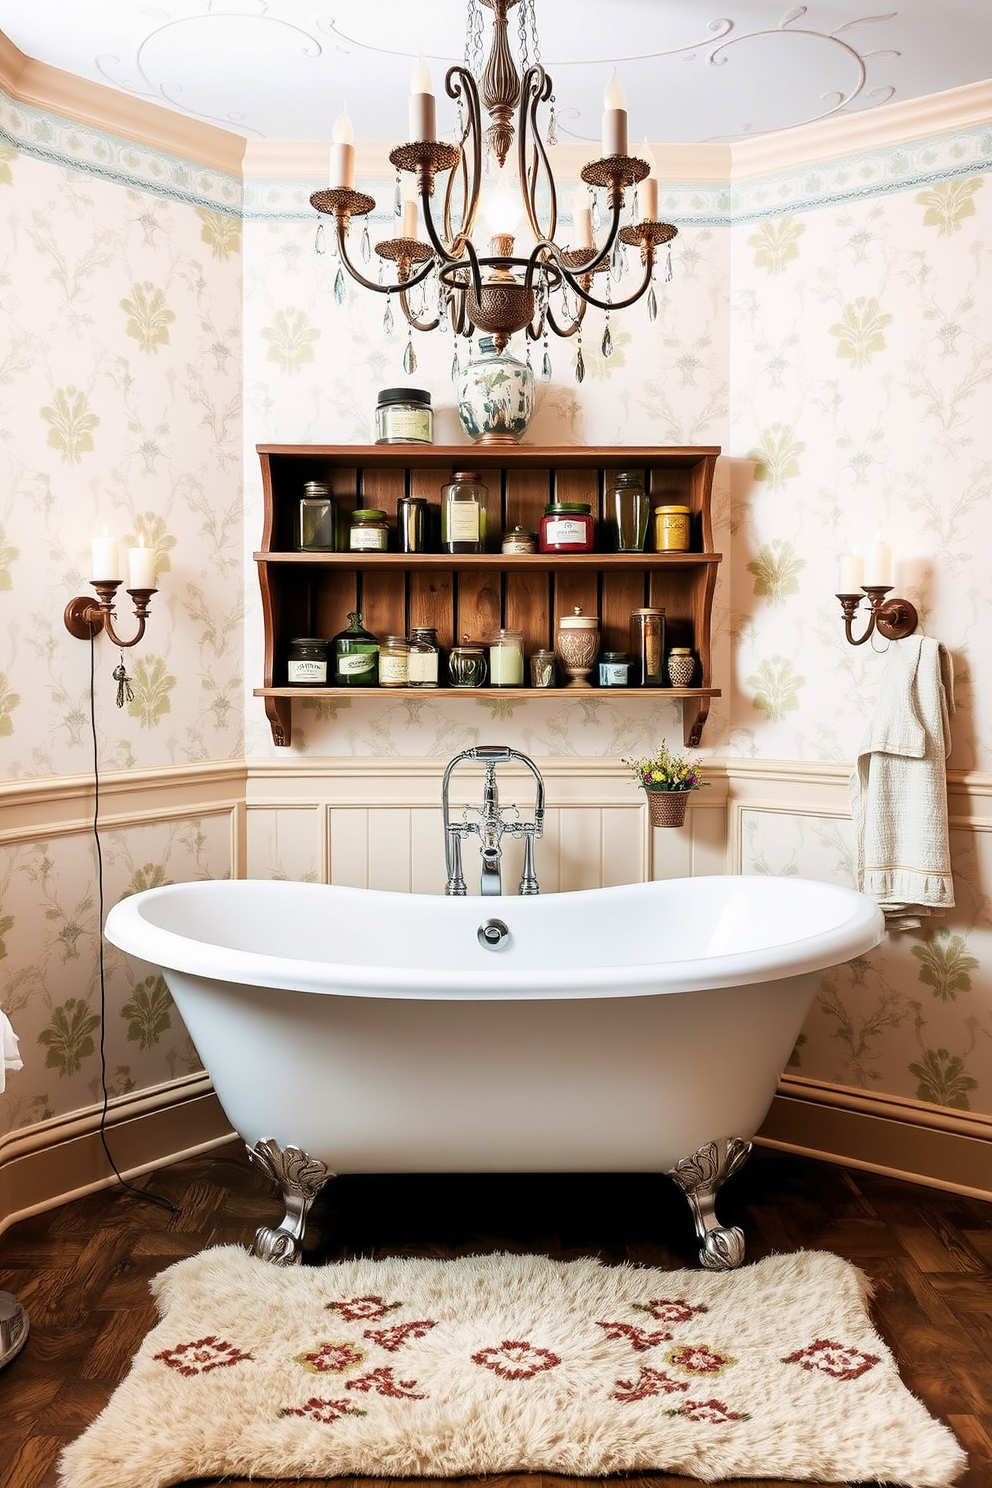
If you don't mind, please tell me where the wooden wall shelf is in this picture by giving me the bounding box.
[254,443,722,749]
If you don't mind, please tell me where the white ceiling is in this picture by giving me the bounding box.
[0,1,989,145]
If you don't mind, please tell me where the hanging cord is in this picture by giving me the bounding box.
[89,628,179,1216]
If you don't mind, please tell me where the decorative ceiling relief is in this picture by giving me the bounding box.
[0,1,987,143]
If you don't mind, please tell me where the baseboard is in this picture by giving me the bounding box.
[759,1075,992,1200]
[0,1074,234,1237]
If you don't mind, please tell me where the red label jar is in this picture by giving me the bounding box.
[539,502,594,553]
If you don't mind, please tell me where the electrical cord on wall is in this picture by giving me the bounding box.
[89,630,179,1217]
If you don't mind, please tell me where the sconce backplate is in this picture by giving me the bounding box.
[63,597,104,639]
[875,598,920,641]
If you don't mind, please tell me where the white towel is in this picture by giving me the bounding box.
[850,635,955,931]
[1,1008,22,1094]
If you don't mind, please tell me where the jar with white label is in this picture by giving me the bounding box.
[375,387,433,445]
[441,472,488,554]
[349,509,389,551]
[379,635,410,687]
[286,637,329,686]
[331,612,379,687]
[539,502,594,553]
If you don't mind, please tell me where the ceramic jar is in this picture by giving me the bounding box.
[555,606,600,688]
[455,336,535,445]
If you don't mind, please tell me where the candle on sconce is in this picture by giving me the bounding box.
[837,553,864,593]
[128,540,157,590]
[409,56,436,141]
[328,105,355,190]
[91,526,119,581]
[640,139,659,220]
[601,68,628,158]
[864,536,892,587]
[572,186,593,249]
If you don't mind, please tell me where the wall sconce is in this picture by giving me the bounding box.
[836,586,919,646]
[836,539,918,646]
[63,529,158,647]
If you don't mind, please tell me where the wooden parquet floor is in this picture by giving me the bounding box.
[0,1140,990,1488]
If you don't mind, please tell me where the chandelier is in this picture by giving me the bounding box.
[309,0,677,383]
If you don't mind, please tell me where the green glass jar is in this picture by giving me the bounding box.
[331,612,379,687]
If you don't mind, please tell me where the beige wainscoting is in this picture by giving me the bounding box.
[3,756,991,1236]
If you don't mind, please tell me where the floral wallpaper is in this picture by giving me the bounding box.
[731,154,992,1115]
[0,87,244,1141]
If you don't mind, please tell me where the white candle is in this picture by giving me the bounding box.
[328,105,355,190]
[864,537,892,587]
[91,526,119,581]
[572,186,593,249]
[640,139,659,220]
[128,540,157,589]
[837,553,864,593]
[409,56,436,141]
[602,69,628,158]
[401,199,417,239]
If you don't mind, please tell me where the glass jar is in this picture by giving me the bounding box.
[331,612,379,687]
[488,628,524,686]
[610,471,649,552]
[297,482,337,551]
[448,643,487,688]
[375,387,433,445]
[653,504,691,552]
[667,646,696,687]
[349,508,389,551]
[539,502,594,553]
[598,651,630,687]
[529,648,556,688]
[502,526,537,554]
[629,607,666,686]
[286,637,329,686]
[379,635,410,687]
[441,471,488,553]
[396,494,428,553]
[407,627,440,688]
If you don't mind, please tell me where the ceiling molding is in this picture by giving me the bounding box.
[0,28,245,173]
[730,77,992,180]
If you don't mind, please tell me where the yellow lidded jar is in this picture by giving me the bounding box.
[653,504,691,552]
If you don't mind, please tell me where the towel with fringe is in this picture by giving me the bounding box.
[1,1008,22,1093]
[850,634,955,931]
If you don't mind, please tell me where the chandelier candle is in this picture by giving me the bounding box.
[602,69,628,156]
[409,57,436,141]
[329,105,355,190]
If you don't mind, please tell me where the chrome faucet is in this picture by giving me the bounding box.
[442,746,545,896]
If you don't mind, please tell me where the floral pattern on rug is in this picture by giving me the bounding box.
[59,1248,967,1488]
[783,1338,881,1380]
[153,1336,252,1376]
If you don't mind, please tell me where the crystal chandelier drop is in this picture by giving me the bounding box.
[310,0,677,380]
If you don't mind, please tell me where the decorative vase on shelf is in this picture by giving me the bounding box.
[456,335,535,445]
[643,789,689,829]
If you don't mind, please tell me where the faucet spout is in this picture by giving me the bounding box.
[441,746,545,897]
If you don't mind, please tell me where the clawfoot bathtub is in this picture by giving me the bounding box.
[105,875,883,1269]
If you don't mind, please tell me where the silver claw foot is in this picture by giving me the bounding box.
[246,1138,334,1265]
[667,1137,752,1270]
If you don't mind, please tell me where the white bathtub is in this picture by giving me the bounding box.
[105,875,883,1268]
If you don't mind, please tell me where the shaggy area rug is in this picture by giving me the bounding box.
[58,1246,965,1488]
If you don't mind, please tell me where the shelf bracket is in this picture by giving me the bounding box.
[683,698,710,749]
[265,695,292,748]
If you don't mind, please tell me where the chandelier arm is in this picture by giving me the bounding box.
[544,300,585,338]
[443,64,484,245]
[398,289,440,334]
[564,254,656,313]
[517,64,556,242]
[336,223,436,297]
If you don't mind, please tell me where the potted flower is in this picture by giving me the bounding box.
[623,741,708,827]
